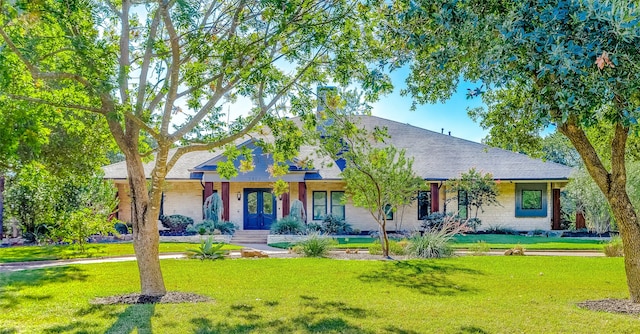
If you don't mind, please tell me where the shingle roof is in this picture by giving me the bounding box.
[102,115,572,181]
[356,116,572,180]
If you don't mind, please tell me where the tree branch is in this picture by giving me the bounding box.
[3,93,104,113]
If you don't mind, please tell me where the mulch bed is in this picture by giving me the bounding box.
[577,299,640,315]
[91,292,211,305]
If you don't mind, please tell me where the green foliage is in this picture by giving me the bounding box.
[203,193,223,223]
[160,215,195,234]
[114,222,130,235]
[188,237,226,260]
[446,168,500,229]
[409,215,470,259]
[187,220,236,235]
[565,168,612,233]
[320,214,353,235]
[469,241,491,255]
[296,233,336,257]
[270,216,306,235]
[5,163,117,244]
[603,237,624,257]
[319,115,425,257]
[368,239,408,256]
[407,234,453,259]
[0,0,389,293]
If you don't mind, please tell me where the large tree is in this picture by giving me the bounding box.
[0,0,385,296]
[383,0,640,300]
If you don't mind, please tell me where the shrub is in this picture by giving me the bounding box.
[306,223,322,233]
[296,233,336,257]
[187,220,235,235]
[485,225,519,235]
[160,214,194,234]
[320,214,353,235]
[410,215,470,258]
[465,217,482,231]
[368,239,408,256]
[114,222,130,235]
[603,237,624,257]
[469,240,490,255]
[407,233,453,258]
[271,216,306,235]
[421,212,454,230]
[188,237,226,260]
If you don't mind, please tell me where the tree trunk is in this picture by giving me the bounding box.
[126,153,166,297]
[560,119,640,302]
[608,190,640,302]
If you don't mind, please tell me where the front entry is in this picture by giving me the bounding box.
[244,188,276,230]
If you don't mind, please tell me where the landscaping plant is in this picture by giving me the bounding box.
[296,233,336,257]
[270,216,306,235]
[409,215,470,259]
[188,237,227,260]
[604,237,624,257]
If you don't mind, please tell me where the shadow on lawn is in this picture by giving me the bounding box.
[190,295,386,333]
[358,260,483,296]
[0,266,88,310]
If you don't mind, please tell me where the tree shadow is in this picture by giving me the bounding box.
[457,326,490,333]
[358,260,483,296]
[0,266,87,309]
[104,304,156,334]
[191,295,377,333]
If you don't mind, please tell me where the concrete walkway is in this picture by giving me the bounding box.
[0,247,604,273]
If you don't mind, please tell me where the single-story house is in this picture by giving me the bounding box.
[103,115,573,232]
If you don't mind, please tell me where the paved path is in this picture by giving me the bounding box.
[0,247,603,273]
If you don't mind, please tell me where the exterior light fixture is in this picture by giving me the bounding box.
[236,192,241,201]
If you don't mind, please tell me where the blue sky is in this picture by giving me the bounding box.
[370,69,488,143]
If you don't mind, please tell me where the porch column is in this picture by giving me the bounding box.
[282,192,290,217]
[430,182,440,213]
[552,189,561,230]
[203,182,214,201]
[221,182,230,221]
[575,212,586,229]
[298,182,307,222]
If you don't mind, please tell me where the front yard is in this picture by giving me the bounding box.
[0,242,242,263]
[1,256,638,333]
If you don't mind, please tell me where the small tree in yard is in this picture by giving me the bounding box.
[321,117,425,258]
[446,168,500,231]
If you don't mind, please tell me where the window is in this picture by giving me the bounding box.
[417,191,431,219]
[515,184,547,217]
[384,204,394,220]
[312,191,327,220]
[331,191,345,220]
[458,190,468,219]
[522,190,542,209]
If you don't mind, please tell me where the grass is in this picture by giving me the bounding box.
[451,234,606,250]
[270,234,607,251]
[0,242,243,263]
[1,256,639,333]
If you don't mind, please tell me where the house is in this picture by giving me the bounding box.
[103,116,573,233]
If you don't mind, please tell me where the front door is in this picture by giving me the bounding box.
[244,188,276,230]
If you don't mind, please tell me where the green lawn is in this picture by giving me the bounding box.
[270,234,607,251]
[1,257,638,333]
[451,234,607,250]
[0,242,243,263]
